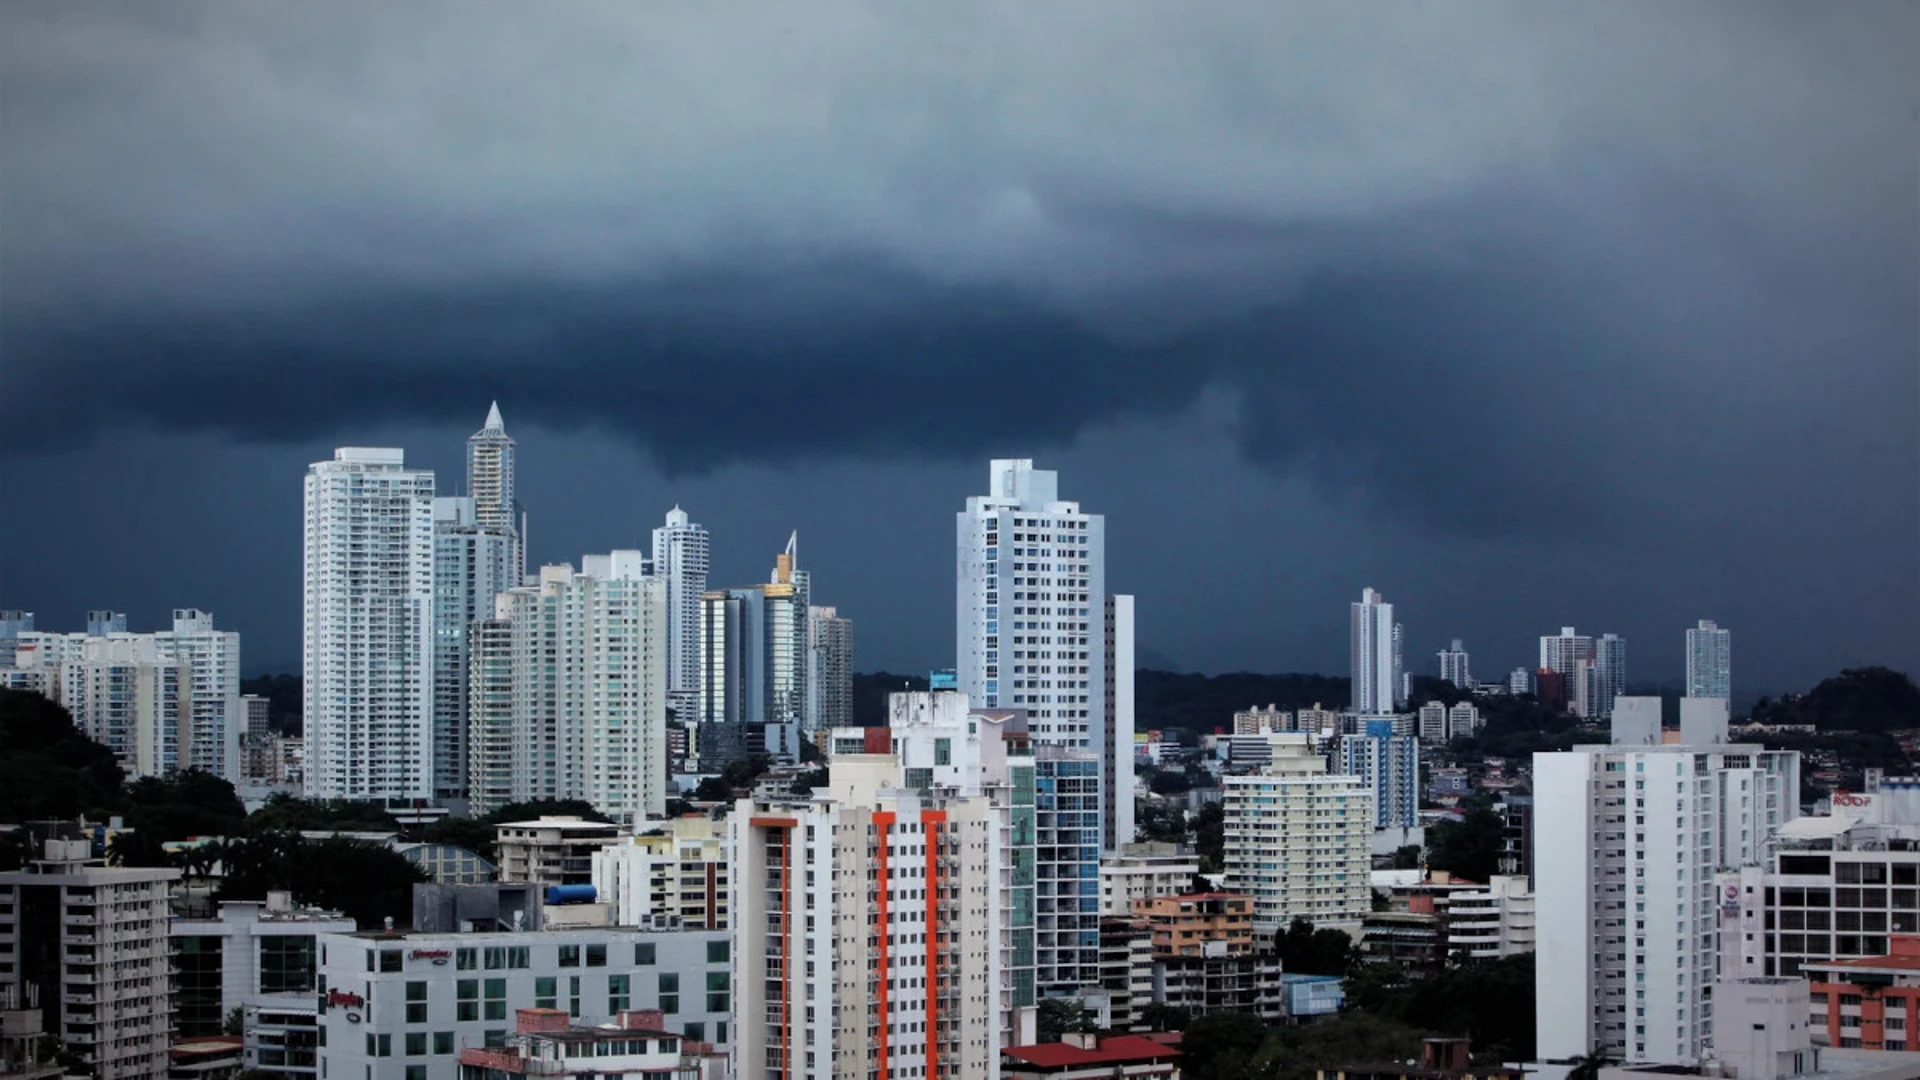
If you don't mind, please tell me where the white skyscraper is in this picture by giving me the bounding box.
[806,605,853,732]
[1686,619,1732,700]
[956,459,1134,852]
[465,401,523,580]
[1539,626,1596,679]
[486,554,669,823]
[303,447,435,800]
[1534,704,1799,1066]
[1350,588,1396,714]
[1593,632,1628,719]
[152,608,241,781]
[651,506,710,720]
[431,495,516,800]
[1439,638,1472,689]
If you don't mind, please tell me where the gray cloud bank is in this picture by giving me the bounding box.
[3,1,1915,544]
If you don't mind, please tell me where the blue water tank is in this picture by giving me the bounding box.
[545,884,597,905]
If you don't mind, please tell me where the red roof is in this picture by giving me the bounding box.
[1004,1035,1182,1068]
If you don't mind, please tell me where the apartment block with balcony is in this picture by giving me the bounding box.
[1222,768,1373,936]
[1135,892,1285,1022]
[0,833,179,1080]
[495,818,624,888]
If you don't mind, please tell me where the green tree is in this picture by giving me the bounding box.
[1194,802,1225,868]
[219,833,427,928]
[126,769,247,842]
[722,754,773,790]
[1390,844,1422,870]
[0,688,125,822]
[1262,1013,1428,1080]
[1137,1004,1190,1032]
[246,794,399,834]
[1273,918,1356,976]
[790,768,828,795]
[1567,1052,1613,1080]
[1425,804,1504,883]
[1036,997,1096,1042]
[1180,1012,1269,1080]
[694,776,735,802]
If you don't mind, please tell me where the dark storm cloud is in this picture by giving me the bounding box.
[2,0,1914,545]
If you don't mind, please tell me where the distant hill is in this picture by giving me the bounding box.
[1748,667,1920,733]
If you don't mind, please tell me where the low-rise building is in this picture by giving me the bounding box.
[1137,893,1285,1022]
[1446,876,1535,959]
[394,843,496,886]
[494,818,623,887]
[454,1007,721,1080]
[1806,935,1920,1050]
[1002,1033,1182,1080]
[0,984,63,1080]
[1320,1038,1523,1080]
[169,892,355,1080]
[1096,919,1154,1032]
[315,925,733,1080]
[1100,846,1202,917]
[589,816,728,929]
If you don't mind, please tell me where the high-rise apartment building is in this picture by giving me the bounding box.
[1540,627,1626,719]
[465,613,516,815]
[591,816,731,929]
[431,495,516,801]
[1438,639,1472,689]
[303,447,436,800]
[693,543,815,764]
[1687,620,1732,700]
[1223,765,1373,936]
[1350,589,1396,714]
[15,627,189,779]
[729,693,1039,1080]
[1391,621,1406,709]
[0,831,180,1080]
[466,401,524,580]
[651,507,710,720]
[478,555,668,824]
[956,459,1134,852]
[806,605,853,733]
[1340,719,1420,830]
[14,610,241,780]
[1592,633,1628,721]
[1534,700,1798,1066]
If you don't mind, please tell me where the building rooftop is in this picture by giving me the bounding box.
[1005,1034,1182,1069]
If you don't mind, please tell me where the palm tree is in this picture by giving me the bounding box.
[1567,1051,1613,1080]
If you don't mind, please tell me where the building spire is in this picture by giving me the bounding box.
[483,401,504,432]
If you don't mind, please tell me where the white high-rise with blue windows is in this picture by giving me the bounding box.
[1350,588,1396,714]
[1340,718,1420,830]
[1686,619,1731,700]
[956,459,1134,854]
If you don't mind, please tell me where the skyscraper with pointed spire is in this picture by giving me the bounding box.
[652,506,710,720]
[467,401,523,580]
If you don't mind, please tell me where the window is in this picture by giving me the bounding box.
[456,980,479,1022]
[570,975,582,1019]
[660,971,679,1014]
[508,946,529,969]
[259,936,318,994]
[706,970,729,1013]
[405,980,427,1024]
[404,1033,426,1056]
[707,940,729,964]
[456,948,477,971]
[405,1068,427,1080]
[558,944,581,967]
[609,974,631,1013]
[935,738,951,766]
[535,977,557,1010]
[484,946,506,970]
[635,943,656,965]
[586,943,607,967]
[484,978,507,1021]
[376,1034,393,1057]
[433,1032,454,1055]
[379,950,402,973]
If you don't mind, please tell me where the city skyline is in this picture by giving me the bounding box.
[3,3,1914,695]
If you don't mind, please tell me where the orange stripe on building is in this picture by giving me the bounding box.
[922,809,948,1080]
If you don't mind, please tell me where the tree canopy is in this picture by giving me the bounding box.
[1749,667,1920,733]
[1273,918,1358,976]
[1425,804,1505,883]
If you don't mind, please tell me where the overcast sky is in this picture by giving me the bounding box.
[3,1,1915,688]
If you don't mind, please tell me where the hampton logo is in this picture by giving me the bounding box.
[409,949,452,965]
[1833,793,1874,808]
